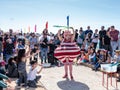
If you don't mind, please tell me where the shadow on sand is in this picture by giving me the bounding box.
[57,79,89,90]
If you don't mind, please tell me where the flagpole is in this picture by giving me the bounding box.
[67,15,69,30]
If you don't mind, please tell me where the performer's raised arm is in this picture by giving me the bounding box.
[58,29,63,41]
[71,27,75,42]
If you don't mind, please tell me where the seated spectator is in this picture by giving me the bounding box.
[77,52,88,64]
[27,60,43,88]
[0,60,6,75]
[6,57,18,78]
[89,48,96,65]
[0,73,11,90]
[112,50,120,82]
[92,49,107,71]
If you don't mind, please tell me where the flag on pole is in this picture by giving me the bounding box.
[67,15,69,28]
[34,24,37,32]
[28,26,30,33]
[45,21,48,30]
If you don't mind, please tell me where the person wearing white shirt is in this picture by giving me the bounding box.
[91,29,99,49]
[27,61,43,87]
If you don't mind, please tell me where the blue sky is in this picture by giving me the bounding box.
[0,0,120,33]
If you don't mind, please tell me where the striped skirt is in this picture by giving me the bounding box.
[54,42,80,63]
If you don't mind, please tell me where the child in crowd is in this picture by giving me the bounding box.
[77,52,86,64]
[17,49,31,88]
[92,49,107,71]
[89,48,96,65]
[30,44,40,62]
[6,57,18,78]
[113,50,120,63]
[27,60,43,87]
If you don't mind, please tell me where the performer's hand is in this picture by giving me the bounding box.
[70,27,74,30]
[58,29,62,33]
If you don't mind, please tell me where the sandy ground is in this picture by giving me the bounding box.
[4,64,120,90]
[40,65,120,90]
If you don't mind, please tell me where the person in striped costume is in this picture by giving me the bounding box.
[54,28,80,80]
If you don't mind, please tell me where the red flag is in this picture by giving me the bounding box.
[45,21,48,30]
[34,24,37,32]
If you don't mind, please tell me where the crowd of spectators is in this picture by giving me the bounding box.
[0,25,120,89]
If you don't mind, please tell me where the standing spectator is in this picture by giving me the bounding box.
[99,26,106,49]
[77,28,84,48]
[39,34,49,64]
[17,49,30,88]
[75,29,78,42]
[85,32,92,50]
[48,39,55,65]
[5,39,14,64]
[29,33,38,49]
[17,33,25,46]
[85,26,93,35]
[91,29,99,49]
[109,26,119,56]
[102,30,111,52]
[54,36,60,48]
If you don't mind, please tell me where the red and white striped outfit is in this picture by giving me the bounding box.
[54,39,80,64]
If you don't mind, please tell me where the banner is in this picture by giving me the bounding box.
[46,21,48,30]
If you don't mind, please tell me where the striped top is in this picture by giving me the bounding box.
[54,40,80,63]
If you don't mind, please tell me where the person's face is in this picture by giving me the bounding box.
[111,27,114,31]
[34,46,38,49]
[95,29,98,33]
[90,49,94,53]
[87,26,90,29]
[79,30,82,34]
[101,26,104,30]
[50,40,53,43]
[116,52,119,56]
[100,51,104,55]
[65,34,71,40]
[64,31,72,40]
[32,63,37,68]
